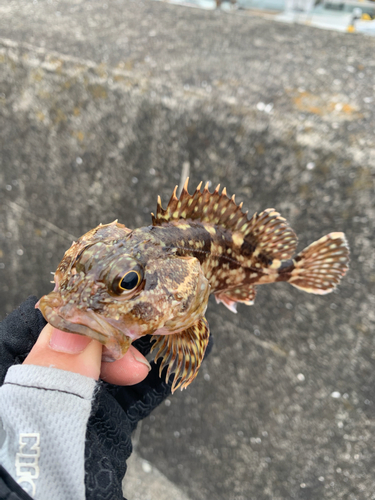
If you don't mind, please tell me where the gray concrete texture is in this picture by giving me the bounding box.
[0,1,374,499]
[123,450,192,500]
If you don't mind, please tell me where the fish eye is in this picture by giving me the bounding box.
[112,265,144,295]
[119,270,141,290]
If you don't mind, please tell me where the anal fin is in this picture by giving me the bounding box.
[151,318,210,393]
[215,285,257,313]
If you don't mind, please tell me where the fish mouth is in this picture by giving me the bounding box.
[36,292,130,361]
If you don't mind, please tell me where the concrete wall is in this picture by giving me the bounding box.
[1,1,375,499]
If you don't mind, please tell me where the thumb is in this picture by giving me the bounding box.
[24,323,102,379]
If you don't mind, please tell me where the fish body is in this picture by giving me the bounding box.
[37,180,349,391]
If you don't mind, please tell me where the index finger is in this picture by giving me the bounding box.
[100,345,151,385]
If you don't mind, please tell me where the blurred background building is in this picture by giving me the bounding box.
[164,0,375,33]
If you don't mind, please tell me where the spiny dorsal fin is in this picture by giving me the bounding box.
[151,178,250,233]
[152,180,298,260]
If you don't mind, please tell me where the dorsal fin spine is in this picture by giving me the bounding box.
[171,186,178,201]
[152,180,249,234]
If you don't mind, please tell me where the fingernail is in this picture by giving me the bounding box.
[130,349,152,371]
[49,328,92,354]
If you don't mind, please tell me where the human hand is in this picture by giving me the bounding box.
[0,296,173,500]
[1,296,214,500]
[24,323,151,385]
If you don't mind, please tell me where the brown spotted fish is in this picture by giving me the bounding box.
[37,180,349,392]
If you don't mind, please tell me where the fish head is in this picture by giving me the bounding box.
[37,222,210,360]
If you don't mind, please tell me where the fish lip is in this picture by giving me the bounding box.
[39,302,110,344]
[36,292,129,358]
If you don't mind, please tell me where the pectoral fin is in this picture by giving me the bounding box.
[151,317,210,393]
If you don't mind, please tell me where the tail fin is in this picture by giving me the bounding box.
[288,232,349,295]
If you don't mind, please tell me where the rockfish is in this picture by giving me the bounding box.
[37,180,350,392]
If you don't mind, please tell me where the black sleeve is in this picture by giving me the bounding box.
[0,296,46,386]
[84,351,173,500]
[0,464,34,500]
[84,334,213,500]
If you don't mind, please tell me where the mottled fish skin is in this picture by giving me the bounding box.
[37,179,350,392]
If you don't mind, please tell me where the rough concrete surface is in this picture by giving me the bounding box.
[0,1,375,499]
[123,451,192,500]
